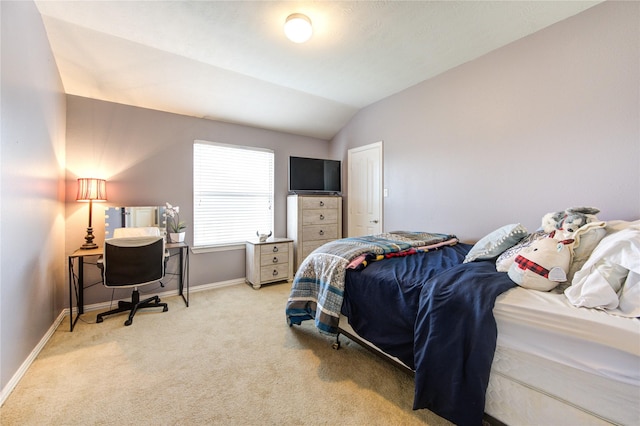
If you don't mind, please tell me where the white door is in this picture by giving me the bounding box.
[129,207,157,227]
[348,141,383,237]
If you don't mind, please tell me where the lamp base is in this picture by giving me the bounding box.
[81,226,98,250]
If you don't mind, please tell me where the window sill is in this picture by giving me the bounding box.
[191,243,246,254]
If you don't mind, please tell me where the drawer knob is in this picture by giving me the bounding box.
[273,246,279,252]
[273,257,278,263]
[272,270,279,276]
[319,201,324,206]
[320,214,325,220]
[319,230,324,236]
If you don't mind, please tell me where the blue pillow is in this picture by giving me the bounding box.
[463,223,528,263]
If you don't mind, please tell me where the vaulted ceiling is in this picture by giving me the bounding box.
[35,1,601,140]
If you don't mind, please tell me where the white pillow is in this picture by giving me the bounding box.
[567,221,606,282]
[566,225,640,317]
[464,223,528,263]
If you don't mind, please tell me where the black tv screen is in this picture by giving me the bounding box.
[289,156,341,194]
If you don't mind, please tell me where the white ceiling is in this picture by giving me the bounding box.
[35,1,601,140]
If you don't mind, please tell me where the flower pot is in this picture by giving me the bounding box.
[169,232,185,243]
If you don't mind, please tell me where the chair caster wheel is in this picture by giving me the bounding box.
[163,306,168,312]
[124,319,132,326]
[96,317,103,323]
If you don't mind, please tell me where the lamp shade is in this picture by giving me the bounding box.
[284,13,312,43]
[76,178,107,202]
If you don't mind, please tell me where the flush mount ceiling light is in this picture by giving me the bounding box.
[284,13,313,43]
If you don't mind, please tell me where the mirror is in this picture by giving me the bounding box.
[104,206,167,238]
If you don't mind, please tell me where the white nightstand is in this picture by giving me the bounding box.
[245,237,294,289]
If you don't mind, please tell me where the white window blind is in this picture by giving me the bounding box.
[193,141,274,248]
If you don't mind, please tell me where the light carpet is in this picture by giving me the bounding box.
[0,283,451,425]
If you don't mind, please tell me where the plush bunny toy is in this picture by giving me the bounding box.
[507,236,574,291]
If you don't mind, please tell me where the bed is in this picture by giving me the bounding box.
[285,224,640,425]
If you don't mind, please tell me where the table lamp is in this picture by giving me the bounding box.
[76,178,107,249]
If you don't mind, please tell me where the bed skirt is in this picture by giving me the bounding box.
[337,313,639,425]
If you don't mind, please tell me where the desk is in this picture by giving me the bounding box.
[67,247,101,331]
[166,242,190,307]
[67,242,190,331]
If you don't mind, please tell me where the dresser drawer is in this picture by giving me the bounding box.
[301,196,339,210]
[302,208,338,225]
[260,263,290,282]
[301,240,330,260]
[260,252,289,266]
[302,224,338,241]
[260,242,289,255]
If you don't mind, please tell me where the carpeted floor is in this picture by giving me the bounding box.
[1,282,451,425]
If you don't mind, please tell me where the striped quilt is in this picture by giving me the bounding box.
[285,231,458,334]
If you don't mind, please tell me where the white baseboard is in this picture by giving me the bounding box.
[0,310,67,406]
[0,279,244,407]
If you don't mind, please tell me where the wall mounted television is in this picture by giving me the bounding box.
[289,156,341,194]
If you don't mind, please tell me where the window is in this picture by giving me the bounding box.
[193,141,274,249]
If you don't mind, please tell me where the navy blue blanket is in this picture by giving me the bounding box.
[342,245,515,426]
[342,244,471,368]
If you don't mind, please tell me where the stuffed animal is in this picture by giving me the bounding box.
[507,236,574,291]
[541,207,600,237]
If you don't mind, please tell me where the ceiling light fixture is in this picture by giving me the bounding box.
[284,13,313,43]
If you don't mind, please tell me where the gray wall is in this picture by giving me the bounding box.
[0,1,66,393]
[65,96,330,305]
[331,1,640,242]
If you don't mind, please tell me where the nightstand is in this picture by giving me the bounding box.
[245,237,294,289]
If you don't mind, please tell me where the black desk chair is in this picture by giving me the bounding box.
[96,236,168,326]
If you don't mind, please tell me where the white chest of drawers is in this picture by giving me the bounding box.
[287,194,343,269]
[245,238,294,289]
